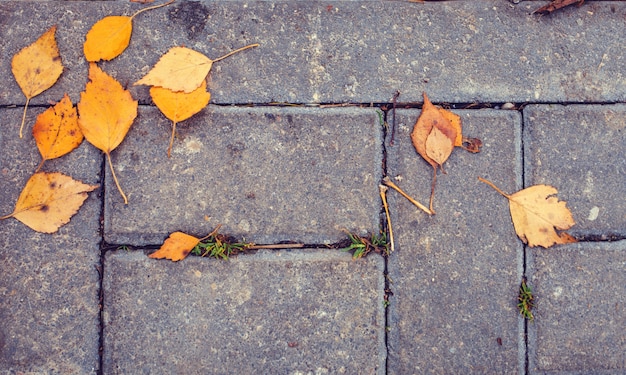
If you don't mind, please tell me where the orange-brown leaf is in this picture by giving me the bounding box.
[411,92,457,169]
[425,125,454,167]
[150,81,211,123]
[149,231,200,261]
[0,172,98,233]
[33,93,83,163]
[11,25,64,100]
[84,16,133,62]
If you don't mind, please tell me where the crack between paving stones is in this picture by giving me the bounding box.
[97,153,107,375]
[378,107,391,374]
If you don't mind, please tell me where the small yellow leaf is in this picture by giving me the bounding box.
[32,93,83,169]
[150,81,211,123]
[11,25,65,138]
[84,16,133,62]
[149,232,200,261]
[0,172,98,233]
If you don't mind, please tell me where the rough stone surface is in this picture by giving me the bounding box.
[103,249,386,374]
[527,241,626,374]
[524,104,626,240]
[0,108,101,373]
[386,109,525,374]
[1,1,625,106]
[104,106,382,245]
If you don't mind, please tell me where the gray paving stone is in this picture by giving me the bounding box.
[386,109,524,373]
[527,241,626,375]
[103,249,385,374]
[524,104,626,240]
[2,1,625,106]
[0,108,101,373]
[104,105,382,246]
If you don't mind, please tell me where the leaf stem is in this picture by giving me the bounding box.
[130,0,175,19]
[19,97,30,138]
[382,176,432,215]
[167,121,177,158]
[379,184,395,253]
[212,43,260,63]
[477,176,510,198]
[107,152,128,204]
[198,224,222,242]
[34,158,46,174]
[0,213,14,220]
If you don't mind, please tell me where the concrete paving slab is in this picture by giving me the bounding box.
[104,105,382,246]
[527,241,626,374]
[103,249,386,374]
[2,1,625,106]
[386,109,524,373]
[0,108,101,373]
[523,104,626,240]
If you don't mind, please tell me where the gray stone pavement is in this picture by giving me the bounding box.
[1,1,625,374]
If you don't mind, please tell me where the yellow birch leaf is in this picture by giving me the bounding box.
[32,93,83,171]
[479,177,577,248]
[11,25,64,138]
[149,231,200,261]
[83,0,174,62]
[78,63,138,204]
[0,172,98,233]
[150,81,211,156]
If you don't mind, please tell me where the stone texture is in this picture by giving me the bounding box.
[2,1,625,106]
[103,249,385,374]
[524,104,626,240]
[386,109,524,374]
[527,241,626,374]
[0,108,101,373]
[104,106,382,245]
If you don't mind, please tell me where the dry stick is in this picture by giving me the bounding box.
[107,152,128,204]
[382,176,432,215]
[212,43,260,63]
[198,224,223,242]
[379,185,394,253]
[19,97,31,139]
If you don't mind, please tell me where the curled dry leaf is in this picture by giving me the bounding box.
[32,93,83,172]
[150,81,211,157]
[83,0,174,62]
[11,25,64,138]
[149,231,200,261]
[479,177,577,248]
[135,43,259,93]
[0,172,98,233]
[78,63,138,204]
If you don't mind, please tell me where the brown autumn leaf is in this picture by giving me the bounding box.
[134,43,259,93]
[11,25,64,138]
[83,0,174,62]
[150,81,211,157]
[32,93,83,172]
[78,63,138,204]
[534,0,584,14]
[149,231,200,261]
[0,172,98,233]
[479,177,577,248]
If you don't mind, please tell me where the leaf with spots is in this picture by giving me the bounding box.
[134,43,259,93]
[78,63,138,204]
[32,93,83,172]
[11,25,64,138]
[150,81,211,157]
[149,231,201,262]
[83,0,174,62]
[0,172,98,233]
[479,177,577,248]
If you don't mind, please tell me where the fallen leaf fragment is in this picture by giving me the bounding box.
[533,0,584,14]
[32,93,83,172]
[135,43,259,93]
[78,63,138,204]
[0,172,98,233]
[11,25,64,138]
[83,0,174,62]
[149,231,200,261]
[478,177,577,248]
[150,81,211,156]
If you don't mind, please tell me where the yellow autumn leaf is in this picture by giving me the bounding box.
[149,231,201,261]
[134,43,259,93]
[32,93,83,172]
[0,172,98,233]
[83,0,174,62]
[479,177,577,248]
[11,25,64,138]
[78,63,138,204]
[150,81,211,157]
